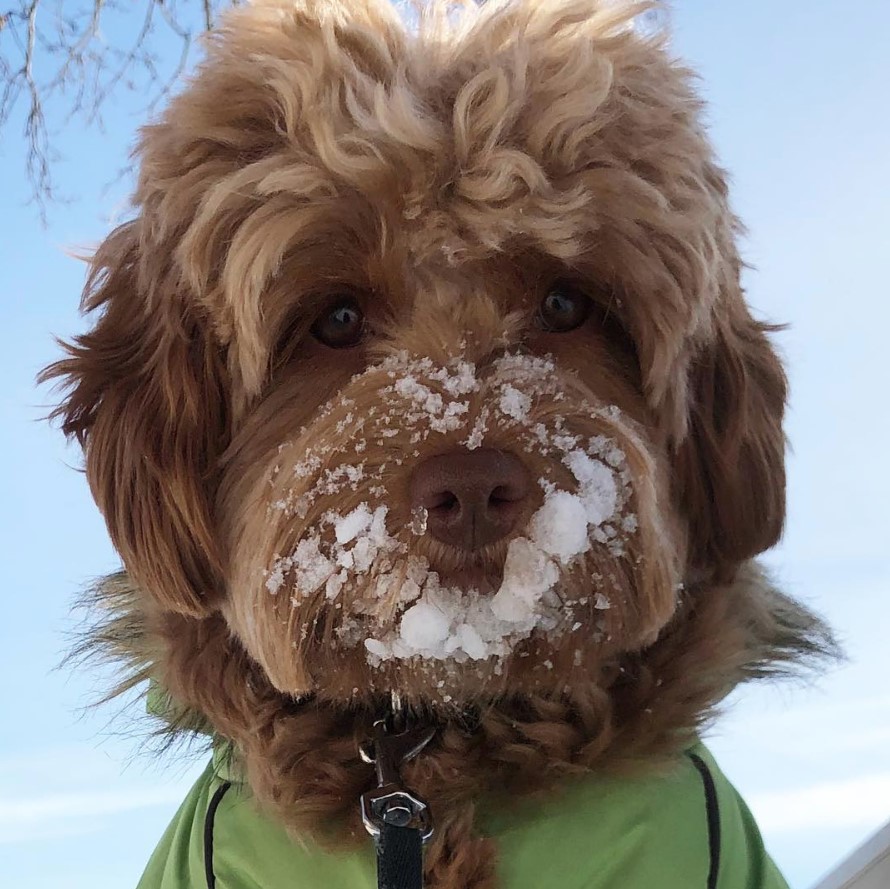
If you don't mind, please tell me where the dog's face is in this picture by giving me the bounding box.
[220,273,680,703]
[49,0,786,712]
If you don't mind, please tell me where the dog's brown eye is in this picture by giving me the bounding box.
[537,283,591,332]
[311,297,365,349]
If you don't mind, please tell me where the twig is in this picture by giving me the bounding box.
[0,0,231,215]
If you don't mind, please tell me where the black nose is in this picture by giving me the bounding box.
[408,449,532,550]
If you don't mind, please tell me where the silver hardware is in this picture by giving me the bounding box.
[360,718,435,844]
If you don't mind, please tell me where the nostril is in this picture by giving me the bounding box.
[428,490,460,513]
[490,483,524,506]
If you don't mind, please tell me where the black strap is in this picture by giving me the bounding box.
[377,822,424,889]
[204,780,233,889]
[687,752,721,889]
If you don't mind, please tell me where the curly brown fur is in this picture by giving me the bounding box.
[45,2,836,887]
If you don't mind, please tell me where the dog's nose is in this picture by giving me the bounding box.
[409,449,532,550]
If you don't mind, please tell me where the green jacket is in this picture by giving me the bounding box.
[137,744,787,889]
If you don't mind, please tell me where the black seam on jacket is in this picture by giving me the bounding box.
[204,780,233,889]
[688,752,721,889]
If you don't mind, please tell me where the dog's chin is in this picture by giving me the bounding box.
[224,555,678,710]
[241,629,662,715]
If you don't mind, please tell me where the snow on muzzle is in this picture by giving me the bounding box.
[260,352,647,667]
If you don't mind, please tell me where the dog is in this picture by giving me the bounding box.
[43,1,833,887]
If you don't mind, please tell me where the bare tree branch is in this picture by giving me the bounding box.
[0,1,235,217]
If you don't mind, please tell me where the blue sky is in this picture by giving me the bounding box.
[1,2,888,887]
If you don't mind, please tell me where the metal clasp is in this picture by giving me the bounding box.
[360,718,435,844]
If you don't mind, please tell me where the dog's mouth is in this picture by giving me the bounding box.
[424,564,503,595]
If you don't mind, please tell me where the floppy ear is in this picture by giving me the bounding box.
[41,221,229,617]
[673,307,787,579]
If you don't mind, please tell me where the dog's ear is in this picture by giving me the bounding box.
[673,306,787,579]
[41,221,229,616]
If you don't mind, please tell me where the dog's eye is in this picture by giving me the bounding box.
[311,297,365,349]
[537,282,591,333]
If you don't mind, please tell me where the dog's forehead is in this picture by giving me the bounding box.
[148,0,730,415]
[188,1,670,268]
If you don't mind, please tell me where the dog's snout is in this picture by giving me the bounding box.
[409,449,531,550]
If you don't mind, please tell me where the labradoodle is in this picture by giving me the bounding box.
[43,2,832,887]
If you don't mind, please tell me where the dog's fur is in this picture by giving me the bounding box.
[44,1,833,886]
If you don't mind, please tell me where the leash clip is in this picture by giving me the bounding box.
[360,718,435,844]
